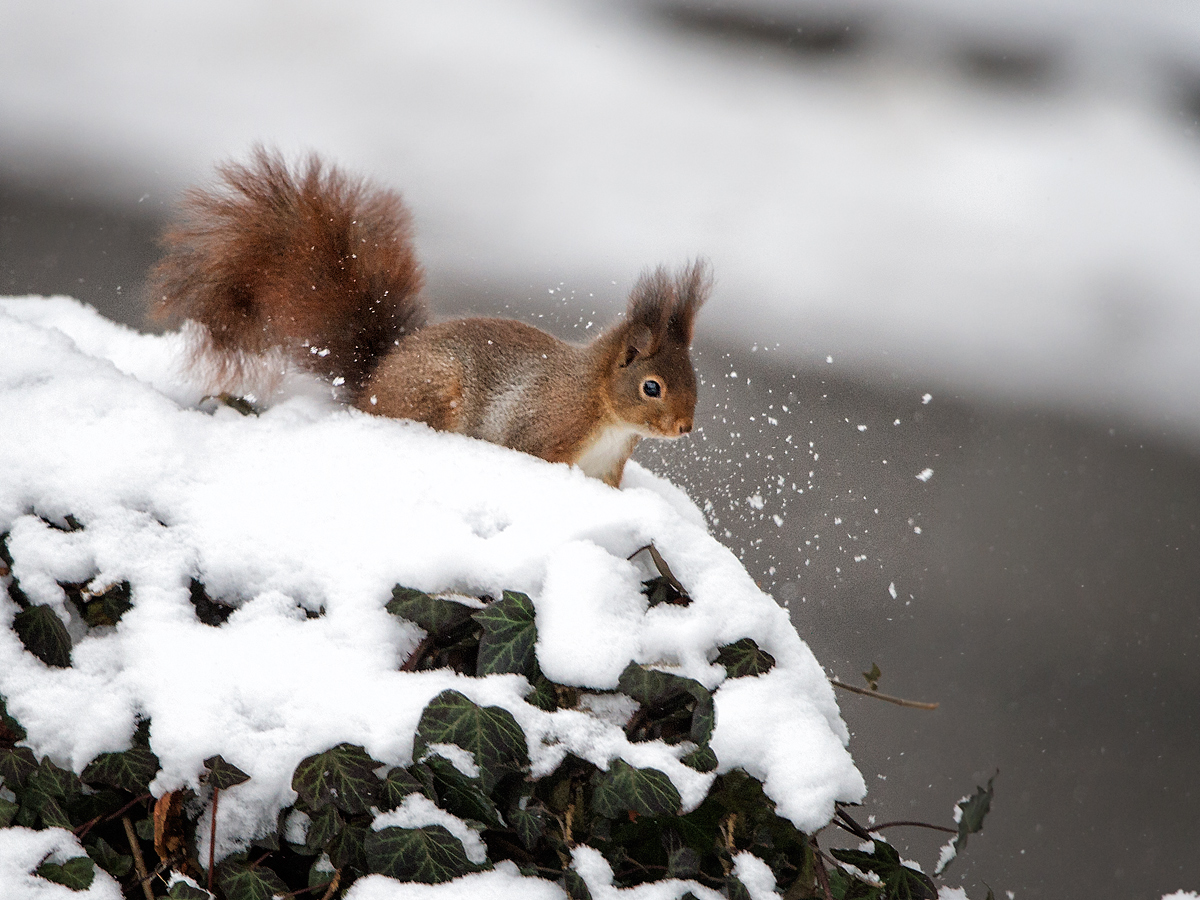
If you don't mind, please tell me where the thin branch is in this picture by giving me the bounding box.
[121,815,154,900]
[829,679,939,710]
[208,786,219,894]
[811,837,834,900]
[834,807,873,841]
[873,820,957,835]
[104,792,153,823]
[319,870,342,900]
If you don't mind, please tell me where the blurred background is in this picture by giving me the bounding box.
[2,1,1198,896]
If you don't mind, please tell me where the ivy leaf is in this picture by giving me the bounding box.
[14,604,72,668]
[72,582,132,628]
[381,766,432,809]
[508,796,548,851]
[35,856,96,891]
[302,805,343,856]
[725,875,753,900]
[189,579,234,627]
[642,576,689,608]
[862,662,882,692]
[617,663,715,745]
[593,758,681,818]
[387,588,476,636]
[328,818,368,870]
[1,695,27,745]
[831,841,936,900]
[473,590,537,679]
[413,691,529,794]
[364,825,485,883]
[715,638,776,678]
[166,881,212,900]
[564,866,594,900]
[424,755,504,829]
[937,776,995,874]
[82,746,160,794]
[664,828,701,878]
[86,835,133,879]
[681,745,718,773]
[203,754,251,791]
[291,743,383,815]
[24,756,82,824]
[0,795,17,827]
[0,746,38,789]
[215,858,290,900]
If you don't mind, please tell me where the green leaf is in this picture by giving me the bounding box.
[381,765,436,809]
[831,841,936,900]
[387,588,477,636]
[508,795,548,851]
[76,582,133,628]
[424,755,503,829]
[681,745,718,772]
[189,579,234,627]
[862,662,882,692]
[86,835,133,879]
[135,816,155,841]
[715,638,776,678]
[473,590,538,679]
[1,694,27,745]
[725,874,753,900]
[0,795,15,826]
[82,746,160,794]
[364,825,484,883]
[938,776,995,874]
[14,604,72,668]
[663,827,700,878]
[215,858,290,900]
[526,674,558,711]
[204,754,251,791]
[166,881,212,900]
[23,756,81,827]
[642,576,689,608]
[593,758,681,818]
[307,854,337,892]
[564,866,594,900]
[328,818,369,870]
[301,805,343,855]
[617,663,715,745]
[36,856,95,891]
[291,743,383,815]
[413,691,529,794]
[0,746,38,788]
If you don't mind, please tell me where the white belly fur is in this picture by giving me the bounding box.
[572,422,643,485]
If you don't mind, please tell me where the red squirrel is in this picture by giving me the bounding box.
[148,148,709,487]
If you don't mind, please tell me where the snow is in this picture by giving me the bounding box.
[0,827,122,900]
[4,1,1200,441]
[0,297,864,890]
[372,795,488,865]
[347,862,566,900]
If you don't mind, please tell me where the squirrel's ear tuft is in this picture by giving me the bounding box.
[625,259,711,355]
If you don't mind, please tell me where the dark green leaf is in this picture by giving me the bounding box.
[831,841,936,900]
[215,858,289,900]
[135,816,155,841]
[86,836,133,878]
[862,662,882,692]
[681,745,718,772]
[618,663,715,745]
[564,866,594,900]
[74,582,132,628]
[291,743,383,815]
[82,747,160,794]
[300,806,343,855]
[642,576,689,608]
[938,776,995,873]
[593,758,681,818]
[508,796,548,851]
[0,795,15,826]
[0,746,38,788]
[726,874,753,900]
[24,756,81,827]
[473,590,537,679]
[715,638,776,678]
[328,818,368,870]
[36,856,95,891]
[189,579,234,627]
[387,588,476,636]
[526,674,558,711]
[413,691,529,794]
[308,855,338,892]
[364,825,484,883]
[1,695,27,745]
[424,755,503,829]
[663,828,701,878]
[378,766,426,809]
[204,754,251,791]
[166,881,212,900]
[14,604,72,668]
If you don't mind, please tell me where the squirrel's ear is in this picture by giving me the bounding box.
[623,324,653,366]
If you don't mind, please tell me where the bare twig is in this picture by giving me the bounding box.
[835,807,873,841]
[873,820,957,835]
[104,793,153,823]
[208,786,219,894]
[319,869,342,900]
[122,815,154,900]
[811,837,834,900]
[829,679,939,710]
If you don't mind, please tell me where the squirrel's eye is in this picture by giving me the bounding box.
[642,379,662,398]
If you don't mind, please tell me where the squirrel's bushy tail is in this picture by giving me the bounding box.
[148,147,426,393]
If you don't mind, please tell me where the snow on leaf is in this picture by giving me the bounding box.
[380,766,433,810]
[412,690,529,794]
[291,743,384,816]
[423,755,504,829]
[618,662,715,745]
[202,754,251,791]
[937,775,995,874]
[831,840,936,900]
[364,825,485,883]
[593,758,681,818]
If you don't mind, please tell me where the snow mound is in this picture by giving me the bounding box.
[0,296,864,894]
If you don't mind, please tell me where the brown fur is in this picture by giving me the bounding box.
[150,150,709,486]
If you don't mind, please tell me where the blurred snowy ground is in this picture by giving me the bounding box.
[3,0,1200,442]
